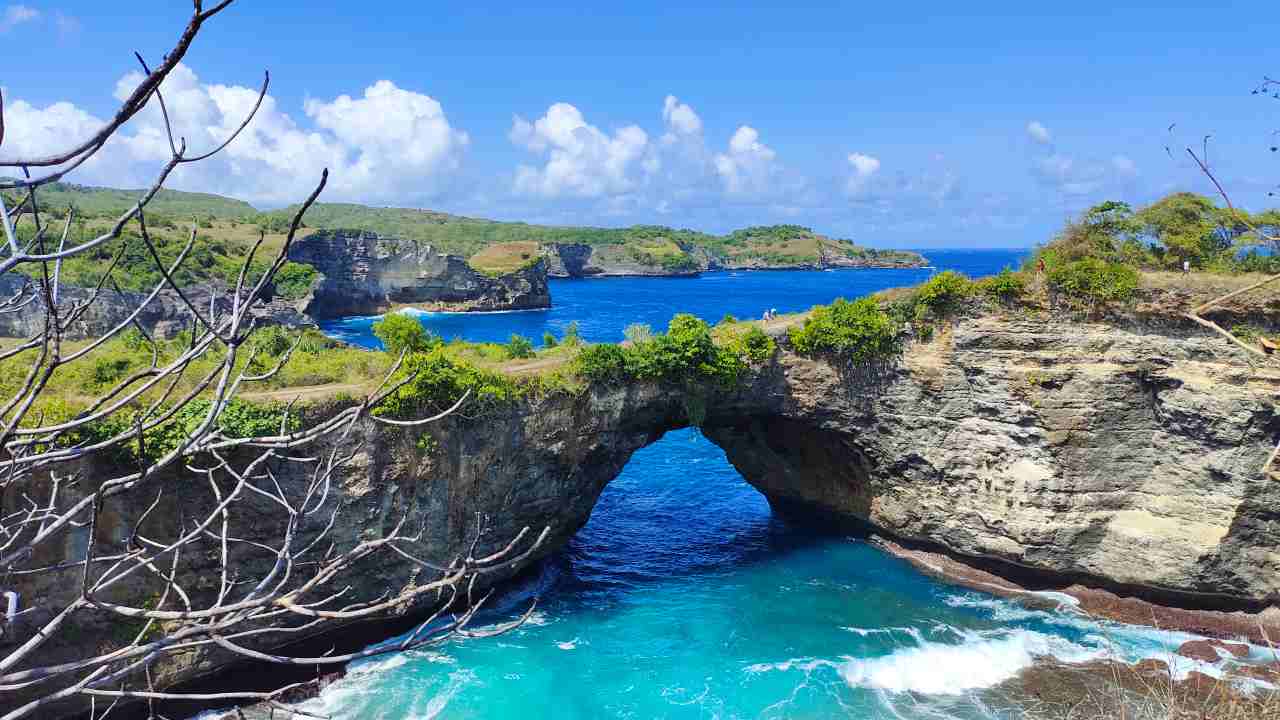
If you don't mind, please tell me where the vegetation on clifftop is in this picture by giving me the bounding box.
[788,297,900,361]
[576,315,775,387]
[5,182,922,283]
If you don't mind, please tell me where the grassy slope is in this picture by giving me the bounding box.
[17,181,257,219]
[7,182,923,282]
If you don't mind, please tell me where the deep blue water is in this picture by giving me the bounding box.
[320,250,1024,348]
[303,249,1242,719]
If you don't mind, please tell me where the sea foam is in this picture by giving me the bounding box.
[840,628,1101,695]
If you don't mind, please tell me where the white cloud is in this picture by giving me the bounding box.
[1,64,469,206]
[1032,152,1138,198]
[0,4,38,31]
[1026,120,1052,145]
[510,102,651,198]
[714,125,778,196]
[661,95,702,137]
[845,152,881,194]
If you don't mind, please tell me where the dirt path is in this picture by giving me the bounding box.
[242,382,367,403]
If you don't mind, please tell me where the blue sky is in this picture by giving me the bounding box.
[2,1,1276,248]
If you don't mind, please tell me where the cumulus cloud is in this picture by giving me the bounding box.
[1026,120,1052,145]
[0,64,469,206]
[714,125,779,197]
[845,152,881,194]
[1024,120,1138,203]
[1031,152,1138,198]
[661,95,702,137]
[0,4,38,31]
[510,103,652,198]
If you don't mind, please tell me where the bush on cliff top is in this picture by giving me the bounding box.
[914,270,974,311]
[1047,258,1139,305]
[376,350,527,419]
[973,267,1027,302]
[576,314,775,387]
[373,313,440,356]
[788,297,899,361]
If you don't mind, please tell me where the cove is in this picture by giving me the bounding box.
[298,249,1262,719]
[303,429,1218,720]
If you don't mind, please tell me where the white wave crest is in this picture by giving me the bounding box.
[840,629,1102,695]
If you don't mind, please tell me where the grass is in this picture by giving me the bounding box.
[5,180,257,220]
[6,183,926,288]
[468,242,543,275]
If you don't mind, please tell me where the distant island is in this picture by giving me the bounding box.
[3,181,927,322]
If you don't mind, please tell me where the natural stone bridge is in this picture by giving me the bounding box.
[13,311,1280,714]
[384,314,1280,610]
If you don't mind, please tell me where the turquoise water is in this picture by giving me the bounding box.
[307,251,1231,719]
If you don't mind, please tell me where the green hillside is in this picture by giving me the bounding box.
[5,181,257,220]
[257,203,718,258]
[3,182,922,287]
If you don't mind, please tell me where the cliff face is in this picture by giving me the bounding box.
[0,274,312,340]
[709,318,1280,606]
[290,230,551,318]
[540,243,702,278]
[540,241,926,277]
[10,312,1278,715]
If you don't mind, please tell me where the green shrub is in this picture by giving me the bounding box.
[975,268,1026,302]
[563,321,582,347]
[271,262,320,300]
[1047,258,1139,305]
[722,325,776,365]
[623,323,653,344]
[916,271,973,311]
[576,314,748,388]
[85,398,300,461]
[575,343,629,382]
[376,350,523,418]
[373,313,438,356]
[505,334,535,360]
[248,325,294,361]
[788,297,899,362]
[542,331,558,349]
[89,355,134,387]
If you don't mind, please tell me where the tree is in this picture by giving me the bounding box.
[1134,192,1241,266]
[505,333,535,359]
[0,6,542,719]
[1175,74,1280,477]
[373,312,437,355]
[1082,200,1137,238]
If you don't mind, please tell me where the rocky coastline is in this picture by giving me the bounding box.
[9,299,1280,717]
[540,240,927,278]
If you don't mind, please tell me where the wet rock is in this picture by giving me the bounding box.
[1178,639,1252,662]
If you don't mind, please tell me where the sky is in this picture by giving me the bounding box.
[0,1,1276,248]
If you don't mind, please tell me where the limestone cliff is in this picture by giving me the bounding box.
[0,274,313,340]
[539,240,926,277]
[8,309,1279,715]
[290,230,551,318]
[540,243,702,277]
